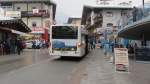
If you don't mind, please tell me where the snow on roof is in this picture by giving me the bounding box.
[84,4,133,9]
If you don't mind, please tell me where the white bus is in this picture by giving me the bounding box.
[49,25,89,58]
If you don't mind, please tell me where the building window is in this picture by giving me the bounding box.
[1,2,12,6]
[32,22,37,27]
[121,11,127,16]
[106,12,113,17]
[0,2,12,9]
[32,7,36,9]
[17,7,20,10]
[107,23,113,27]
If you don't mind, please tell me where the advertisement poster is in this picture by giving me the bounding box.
[52,39,77,51]
[114,48,129,72]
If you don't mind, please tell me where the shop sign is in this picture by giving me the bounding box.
[5,11,21,18]
[0,8,5,16]
[114,48,129,72]
[45,20,50,28]
[33,9,39,14]
[31,27,45,34]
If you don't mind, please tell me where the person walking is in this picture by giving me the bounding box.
[93,37,96,49]
[16,39,22,55]
[3,41,10,55]
[89,37,94,50]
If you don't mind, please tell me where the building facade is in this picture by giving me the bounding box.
[67,17,81,25]
[0,0,56,41]
[81,4,132,44]
[82,6,132,33]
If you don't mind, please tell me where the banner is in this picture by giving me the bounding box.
[5,11,21,18]
[114,48,129,72]
[31,27,45,34]
[0,8,5,17]
[33,9,39,14]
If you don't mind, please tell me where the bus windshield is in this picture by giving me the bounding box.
[52,26,78,39]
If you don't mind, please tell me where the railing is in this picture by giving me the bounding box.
[21,10,50,17]
[127,6,150,25]
[117,5,150,32]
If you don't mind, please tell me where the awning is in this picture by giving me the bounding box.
[0,17,31,33]
[11,30,33,36]
[118,16,150,40]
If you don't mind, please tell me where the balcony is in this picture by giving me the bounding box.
[118,4,150,41]
[126,5,150,26]
[94,17,102,24]
[21,10,50,17]
[94,14,102,22]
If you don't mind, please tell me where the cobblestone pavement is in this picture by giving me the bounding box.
[80,49,150,84]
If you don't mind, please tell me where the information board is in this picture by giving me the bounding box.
[114,48,129,72]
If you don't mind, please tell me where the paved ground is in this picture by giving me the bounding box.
[80,49,150,84]
[0,49,50,75]
[0,49,150,84]
[0,49,80,84]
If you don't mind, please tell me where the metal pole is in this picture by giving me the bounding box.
[143,0,144,7]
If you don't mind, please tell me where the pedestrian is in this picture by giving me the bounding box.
[93,37,96,49]
[32,40,36,49]
[6,38,11,54]
[3,41,9,55]
[103,40,110,56]
[10,38,16,54]
[89,37,94,50]
[132,6,137,22]
[46,41,50,48]
[16,39,22,55]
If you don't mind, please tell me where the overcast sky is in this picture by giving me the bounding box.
[52,0,144,23]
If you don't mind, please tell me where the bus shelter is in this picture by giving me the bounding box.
[118,17,150,61]
[0,17,31,55]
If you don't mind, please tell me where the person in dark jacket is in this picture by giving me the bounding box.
[3,41,10,55]
[133,6,137,22]
[16,39,22,55]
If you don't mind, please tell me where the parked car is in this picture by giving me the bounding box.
[25,41,33,49]
[25,40,44,49]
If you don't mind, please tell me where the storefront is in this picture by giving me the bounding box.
[118,16,150,61]
[31,27,49,42]
[0,17,31,55]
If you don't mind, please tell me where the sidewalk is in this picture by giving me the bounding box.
[0,55,23,65]
[0,49,33,65]
[80,49,150,84]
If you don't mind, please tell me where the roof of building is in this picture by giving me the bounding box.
[0,17,31,33]
[0,0,53,3]
[84,5,133,9]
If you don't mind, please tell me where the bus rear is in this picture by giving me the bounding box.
[49,25,83,57]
